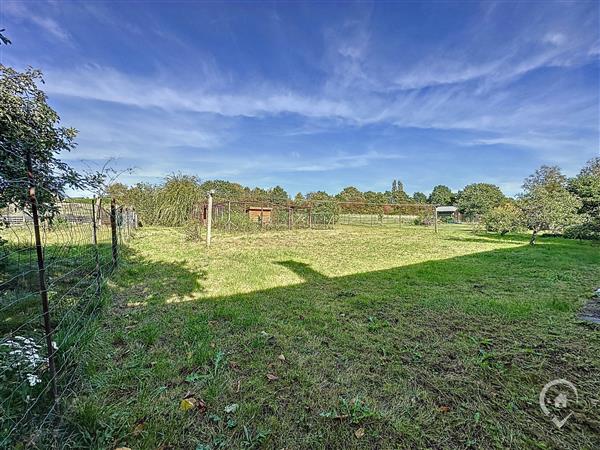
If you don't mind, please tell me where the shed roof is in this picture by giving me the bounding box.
[436,206,458,213]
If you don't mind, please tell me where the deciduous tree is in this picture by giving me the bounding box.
[0,66,98,217]
[519,166,581,245]
[457,183,505,219]
[428,185,453,205]
[412,192,427,203]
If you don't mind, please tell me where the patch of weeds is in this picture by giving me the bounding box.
[367,315,390,332]
[320,396,378,424]
[241,426,270,449]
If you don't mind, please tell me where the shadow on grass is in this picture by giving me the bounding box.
[43,234,600,449]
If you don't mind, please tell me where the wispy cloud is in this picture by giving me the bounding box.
[3,0,598,197]
[3,1,71,42]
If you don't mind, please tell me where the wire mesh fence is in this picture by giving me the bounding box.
[0,197,136,447]
[194,201,335,233]
[196,200,439,235]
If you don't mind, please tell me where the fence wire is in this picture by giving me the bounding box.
[194,201,335,233]
[196,200,439,234]
[0,194,136,448]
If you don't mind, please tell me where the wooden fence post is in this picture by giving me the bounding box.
[227,201,231,232]
[434,206,438,234]
[260,207,264,230]
[206,190,214,247]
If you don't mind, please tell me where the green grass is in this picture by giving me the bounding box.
[61,225,599,449]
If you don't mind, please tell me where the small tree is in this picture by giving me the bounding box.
[269,185,289,204]
[483,202,524,235]
[0,66,97,217]
[519,166,581,245]
[412,192,427,203]
[428,185,453,205]
[457,183,505,220]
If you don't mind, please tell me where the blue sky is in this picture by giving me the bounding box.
[1,1,598,197]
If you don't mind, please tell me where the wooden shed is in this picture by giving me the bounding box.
[246,206,272,224]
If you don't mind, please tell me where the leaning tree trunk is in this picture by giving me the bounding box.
[529,229,538,245]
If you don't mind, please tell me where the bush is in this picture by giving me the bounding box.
[564,221,600,240]
[413,211,433,226]
[483,203,524,235]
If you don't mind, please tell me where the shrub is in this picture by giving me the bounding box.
[483,203,524,235]
[413,211,433,226]
[564,221,600,240]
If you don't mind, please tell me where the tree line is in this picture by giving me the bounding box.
[2,64,597,244]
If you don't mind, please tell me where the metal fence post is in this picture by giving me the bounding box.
[110,198,118,266]
[26,152,59,405]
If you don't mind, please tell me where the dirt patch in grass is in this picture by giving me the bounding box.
[579,295,600,325]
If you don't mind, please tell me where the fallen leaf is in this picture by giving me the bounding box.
[180,398,196,411]
[224,403,239,414]
[197,399,207,414]
[132,419,145,435]
[278,354,286,362]
[438,406,450,413]
[354,428,365,439]
[266,373,279,381]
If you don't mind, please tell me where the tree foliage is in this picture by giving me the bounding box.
[269,185,289,203]
[412,192,427,203]
[0,65,98,217]
[569,157,600,218]
[519,166,582,244]
[483,202,524,235]
[336,186,365,204]
[390,179,409,203]
[0,29,11,46]
[457,183,505,219]
[428,185,453,205]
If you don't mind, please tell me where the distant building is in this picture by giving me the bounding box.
[436,206,462,223]
[246,206,272,224]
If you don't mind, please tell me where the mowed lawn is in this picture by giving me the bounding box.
[64,225,600,449]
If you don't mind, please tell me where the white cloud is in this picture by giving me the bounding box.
[543,32,567,46]
[4,1,71,42]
